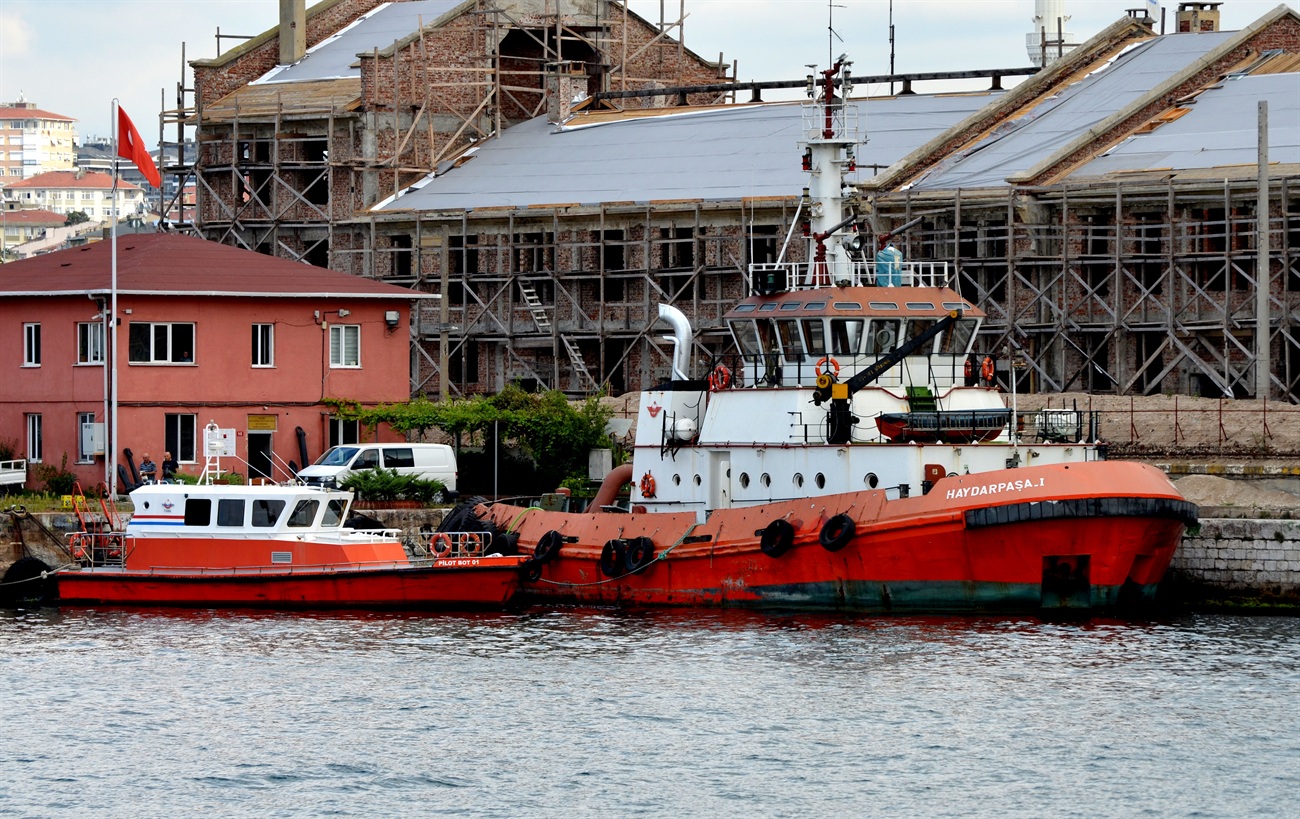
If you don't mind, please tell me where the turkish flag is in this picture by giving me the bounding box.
[116,106,162,189]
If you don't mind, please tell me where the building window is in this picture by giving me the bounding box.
[329,324,360,368]
[165,414,197,462]
[77,412,97,463]
[77,322,104,364]
[329,417,359,448]
[252,323,274,367]
[23,323,40,366]
[26,414,42,463]
[128,322,195,364]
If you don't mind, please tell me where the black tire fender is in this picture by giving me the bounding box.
[599,539,627,578]
[759,519,795,558]
[819,514,856,552]
[534,529,564,564]
[624,537,656,574]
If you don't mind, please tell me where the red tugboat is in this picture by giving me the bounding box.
[50,426,525,610]
[474,58,1196,612]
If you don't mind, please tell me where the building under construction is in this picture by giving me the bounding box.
[180,1,1300,402]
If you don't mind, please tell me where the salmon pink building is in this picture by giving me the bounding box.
[0,234,424,489]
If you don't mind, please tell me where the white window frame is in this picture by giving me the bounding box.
[26,414,42,463]
[252,323,274,367]
[23,322,40,366]
[165,413,198,463]
[329,324,360,368]
[128,321,195,364]
[329,417,360,448]
[77,322,104,365]
[76,411,96,463]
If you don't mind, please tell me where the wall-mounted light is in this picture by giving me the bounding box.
[385,310,400,328]
[337,308,350,317]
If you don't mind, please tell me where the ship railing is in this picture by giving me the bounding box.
[747,260,952,294]
[411,529,496,560]
[801,99,860,143]
[66,530,131,567]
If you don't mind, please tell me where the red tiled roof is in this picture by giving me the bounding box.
[5,171,140,191]
[0,233,426,300]
[0,107,76,122]
[1,209,66,225]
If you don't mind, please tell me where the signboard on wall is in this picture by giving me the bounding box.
[204,426,237,457]
[247,414,278,431]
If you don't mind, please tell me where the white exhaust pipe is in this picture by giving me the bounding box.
[657,303,692,381]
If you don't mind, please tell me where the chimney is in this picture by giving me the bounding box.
[1176,2,1222,33]
[279,0,306,65]
[546,62,588,124]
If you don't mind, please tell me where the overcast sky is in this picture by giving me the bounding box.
[0,0,1288,148]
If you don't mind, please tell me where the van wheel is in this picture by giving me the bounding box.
[431,490,446,504]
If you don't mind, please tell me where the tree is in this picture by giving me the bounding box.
[64,211,90,226]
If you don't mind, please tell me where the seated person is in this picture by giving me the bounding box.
[139,453,158,484]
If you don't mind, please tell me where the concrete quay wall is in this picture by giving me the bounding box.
[1170,516,1300,601]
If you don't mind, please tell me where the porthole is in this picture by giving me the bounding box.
[739,473,751,489]
[761,473,771,487]
[673,474,682,485]
[693,474,702,486]
[815,473,826,489]
[866,472,879,489]
[142,501,151,510]
[794,472,804,487]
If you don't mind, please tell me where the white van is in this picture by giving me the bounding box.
[298,443,457,500]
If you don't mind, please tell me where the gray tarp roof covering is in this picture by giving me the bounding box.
[254,0,459,85]
[376,93,997,212]
[908,31,1239,190]
[1071,72,1300,177]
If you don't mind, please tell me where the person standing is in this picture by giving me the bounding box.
[161,451,179,482]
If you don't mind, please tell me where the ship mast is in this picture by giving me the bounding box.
[802,58,859,287]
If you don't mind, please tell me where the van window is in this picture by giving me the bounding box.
[353,449,380,470]
[383,448,415,468]
[252,499,286,527]
[287,499,319,528]
[316,446,358,467]
[217,499,245,527]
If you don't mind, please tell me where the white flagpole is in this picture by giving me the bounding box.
[110,99,120,498]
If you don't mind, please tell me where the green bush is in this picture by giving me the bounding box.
[32,454,77,495]
[339,467,446,503]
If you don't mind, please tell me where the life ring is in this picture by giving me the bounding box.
[980,355,995,385]
[67,533,87,561]
[815,356,841,379]
[759,519,795,558]
[964,357,974,381]
[639,472,657,498]
[624,537,656,574]
[708,364,732,392]
[819,514,855,552]
[534,530,564,564]
[599,539,627,578]
[430,533,453,558]
[461,532,483,557]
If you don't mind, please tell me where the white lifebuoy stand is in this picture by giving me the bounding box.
[200,421,237,485]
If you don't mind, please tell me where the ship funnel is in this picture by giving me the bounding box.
[657,303,693,381]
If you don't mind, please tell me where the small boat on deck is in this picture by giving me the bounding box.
[875,409,1012,443]
[49,454,524,609]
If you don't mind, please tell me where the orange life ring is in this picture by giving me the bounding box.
[639,472,657,498]
[815,356,841,378]
[67,533,86,561]
[708,364,732,392]
[430,533,453,558]
[461,532,483,557]
[964,357,974,380]
[980,356,995,384]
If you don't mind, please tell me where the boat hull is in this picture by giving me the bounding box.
[483,461,1195,613]
[54,556,525,610]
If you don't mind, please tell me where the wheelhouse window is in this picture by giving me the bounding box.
[252,499,286,527]
[23,323,40,366]
[802,319,826,357]
[184,498,212,526]
[77,322,104,364]
[329,324,360,368]
[321,499,347,528]
[128,322,195,364]
[165,414,197,462]
[776,320,805,363]
[829,319,864,356]
[252,323,274,367]
[287,499,319,528]
[217,499,245,527]
[865,320,900,354]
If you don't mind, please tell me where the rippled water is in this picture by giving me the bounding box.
[2,608,1298,817]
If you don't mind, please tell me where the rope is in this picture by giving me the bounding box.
[0,562,77,586]
[505,506,540,534]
